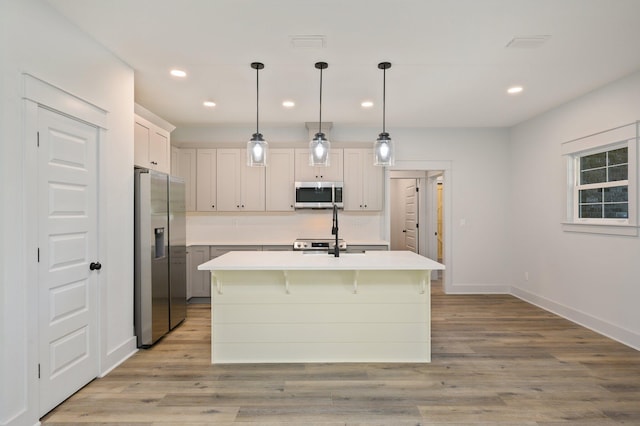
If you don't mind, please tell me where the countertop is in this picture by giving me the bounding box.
[198,250,444,271]
[187,239,389,247]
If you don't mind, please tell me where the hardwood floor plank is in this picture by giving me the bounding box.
[41,282,640,425]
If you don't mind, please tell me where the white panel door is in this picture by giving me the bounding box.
[38,107,99,415]
[404,181,418,253]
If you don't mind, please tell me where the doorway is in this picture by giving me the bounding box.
[389,167,447,285]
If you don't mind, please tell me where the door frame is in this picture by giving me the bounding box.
[385,160,452,293]
[23,74,109,417]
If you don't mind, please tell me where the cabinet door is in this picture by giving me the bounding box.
[294,149,317,181]
[266,149,295,211]
[187,246,211,298]
[134,121,150,168]
[362,149,384,210]
[241,149,265,211]
[343,149,364,211]
[149,130,169,173]
[323,149,344,181]
[196,149,217,211]
[294,148,343,181]
[176,148,197,211]
[216,149,241,211]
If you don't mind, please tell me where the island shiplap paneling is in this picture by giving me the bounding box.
[210,269,431,363]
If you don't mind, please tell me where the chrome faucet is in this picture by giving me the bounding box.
[331,203,339,257]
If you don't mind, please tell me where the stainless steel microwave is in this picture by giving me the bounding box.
[294,181,343,209]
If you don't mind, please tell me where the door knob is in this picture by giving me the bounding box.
[89,262,102,271]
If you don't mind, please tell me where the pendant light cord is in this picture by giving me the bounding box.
[319,66,323,135]
[382,66,386,133]
[256,65,260,135]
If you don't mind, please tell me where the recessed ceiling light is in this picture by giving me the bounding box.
[282,100,295,108]
[170,69,187,78]
[361,101,374,108]
[203,101,216,107]
[507,86,523,94]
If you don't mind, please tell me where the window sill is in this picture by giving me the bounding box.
[561,222,639,236]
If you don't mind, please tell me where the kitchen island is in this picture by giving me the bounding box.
[198,250,445,364]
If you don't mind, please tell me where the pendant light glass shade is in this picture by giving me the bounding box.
[247,132,267,166]
[374,62,394,166]
[309,132,330,166]
[310,62,330,166]
[374,131,394,166]
[247,62,267,167]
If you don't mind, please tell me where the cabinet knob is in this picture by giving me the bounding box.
[364,204,367,208]
[237,205,240,208]
[211,205,215,208]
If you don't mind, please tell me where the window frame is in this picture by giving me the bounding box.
[561,122,638,236]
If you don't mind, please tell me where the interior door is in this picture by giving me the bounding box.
[404,180,418,253]
[37,107,99,415]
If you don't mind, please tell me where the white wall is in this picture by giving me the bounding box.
[508,71,640,350]
[174,125,512,293]
[0,1,135,424]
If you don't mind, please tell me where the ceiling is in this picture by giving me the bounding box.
[46,0,640,129]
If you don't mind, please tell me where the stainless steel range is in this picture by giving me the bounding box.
[293,238,347,253]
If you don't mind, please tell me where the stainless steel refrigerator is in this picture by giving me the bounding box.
[134,169,186,347]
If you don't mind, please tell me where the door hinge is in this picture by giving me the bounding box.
[37,131,40,147]
[416,223,419,229]
[416,187,419,192]
[38,363,41,379]
[37,248,40,262]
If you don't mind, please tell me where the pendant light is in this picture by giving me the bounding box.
[247,62,267,167]
[309,61,330,166]
[374,62,394,166]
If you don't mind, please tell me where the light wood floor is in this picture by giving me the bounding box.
[42,282,640,425]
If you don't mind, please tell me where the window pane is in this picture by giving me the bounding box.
[607,147,628,166]
[608,164,628,182]
[604,186,628,203]
[580,188,602,203]
[604,203,628,219]
[580,152,606,170]
[581,168,606,184]
[580,204,602,218]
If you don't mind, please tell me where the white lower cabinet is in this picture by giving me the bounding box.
[187,246,212,298]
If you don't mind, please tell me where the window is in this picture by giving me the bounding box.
[562,122,638,236]
[576,146,628,220]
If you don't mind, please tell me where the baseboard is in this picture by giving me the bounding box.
[512,286,640,351]
[100,337,138,378]
[446,283,510,294]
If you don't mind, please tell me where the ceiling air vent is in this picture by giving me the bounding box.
[505,35,551,49]
[290,35,326,49]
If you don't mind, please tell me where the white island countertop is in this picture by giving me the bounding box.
[198,250,444,271]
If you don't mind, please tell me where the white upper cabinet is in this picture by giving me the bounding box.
[172,148,197,211]
[216,148,265,212]
[196,149,217,212]
[343,148,384,211]
[294,148,343,181]
[266,148,295,211]
[134,112,172,174]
